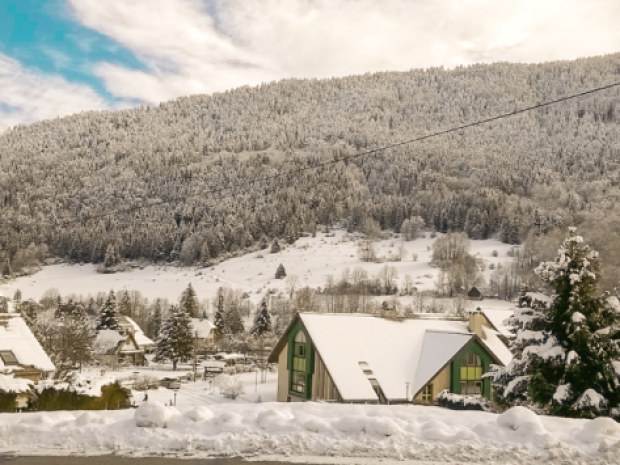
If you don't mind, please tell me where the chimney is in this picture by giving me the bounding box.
[468,307,487,340]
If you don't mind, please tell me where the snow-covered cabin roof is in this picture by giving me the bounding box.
[122,316,155,348]
[92,329,127,355]
[0,314,55,373]
[191,318,214,339]
[480,309,515,338]
[271,313,511,402]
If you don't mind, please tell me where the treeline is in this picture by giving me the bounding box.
[2,55,620,280]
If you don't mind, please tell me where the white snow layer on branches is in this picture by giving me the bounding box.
[2,403,620,462]
[553,384,573,405]
[606,296,620,314]
[522,335,565,361]
[573,389,608,411]
[0,374,32,394]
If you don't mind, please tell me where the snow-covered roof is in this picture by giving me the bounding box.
[191,318,214,339]
[92,329,127,355]
[123,316,155,348]
[0,374,33,393]
[293,313,511,402]
[480,309,515,338]
[0,314,55,373]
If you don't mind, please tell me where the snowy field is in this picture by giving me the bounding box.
[0,399,618,463]
[0,231,514,304]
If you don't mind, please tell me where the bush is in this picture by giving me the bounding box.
[34,382,131,411]
[215,374,245,400]
[492,250,498,257]
[0,393,18,412]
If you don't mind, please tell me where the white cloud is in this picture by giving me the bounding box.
[65,0,620,107]
[5,0,620,129]
[0,53,111,133]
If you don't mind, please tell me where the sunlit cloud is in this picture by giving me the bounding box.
[3,0,620,130]
[0,53,111,133]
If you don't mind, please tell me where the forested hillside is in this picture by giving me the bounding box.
[2,55,620,284]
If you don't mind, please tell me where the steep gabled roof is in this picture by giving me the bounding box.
[122,316,155,348]
[0,314,55,373]
[270,313,512,402]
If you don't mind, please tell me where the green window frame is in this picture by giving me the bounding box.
[288,325,313,398]
[451,341,493,398]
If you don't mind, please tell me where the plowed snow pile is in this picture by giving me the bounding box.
[1,402,619,463]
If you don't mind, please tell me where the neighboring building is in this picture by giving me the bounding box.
[121,316,156,353]
[92,329,145,367]
[268,311,512,404]
[467,287,483,300]
[0,313,55,382]
[191,318,215,345]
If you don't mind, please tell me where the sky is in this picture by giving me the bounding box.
[1,0,620,133]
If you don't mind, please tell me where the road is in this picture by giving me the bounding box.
[0,457,316,465]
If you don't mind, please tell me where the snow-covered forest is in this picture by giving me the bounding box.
[2,54,620,288]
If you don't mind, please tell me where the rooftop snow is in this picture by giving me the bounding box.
[191,318,214,339]
[92,330,127,355]
[0,314,55,373]
[480,309,515,337]
[122,316,154,348]
[299,313,509,402]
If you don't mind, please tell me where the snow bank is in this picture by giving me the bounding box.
[0,402,619,463]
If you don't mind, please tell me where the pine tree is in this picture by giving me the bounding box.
[227,302,245,335]
[104,245,119,269]
[251,299,273,337]
[487,228,620,418]
[180,283,199,317]
[155,305,194,370]
[275,263,287,279]
[118,291,132,317]
[97,290,120,331]
[270,239,281,254]
[213,288,227,339]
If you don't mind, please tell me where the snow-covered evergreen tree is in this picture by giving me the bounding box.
[227,303,245,335]
[118,291,132,317]
[180,283,199,317]
[97,290,120,331]
[487,228,620,418]
[154,305,194,371]
[270,239,281,254]
[251,299,273,337]
[275,263,287,279]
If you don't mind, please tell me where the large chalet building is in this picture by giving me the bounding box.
[268,308,512,404]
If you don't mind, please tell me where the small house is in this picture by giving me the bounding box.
[191,318,215,345]
[467,287,483,301]
[92,329,145,367]
[268,311,512,404]
[0,313,55,382]
[120,316,155,353]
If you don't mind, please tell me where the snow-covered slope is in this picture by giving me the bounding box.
[0,231,514,304]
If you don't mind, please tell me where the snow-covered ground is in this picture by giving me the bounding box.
[0,231,514,304]
[1,399,618,463]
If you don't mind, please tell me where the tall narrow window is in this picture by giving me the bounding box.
[460,351,483,395]
[291,331,308,395]
[422,384,434,402]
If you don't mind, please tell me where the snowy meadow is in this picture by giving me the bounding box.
[0,231,514,305]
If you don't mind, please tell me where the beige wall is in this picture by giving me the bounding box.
[277,342,289,402]
[276,343,340,402]
[413,364,451,402]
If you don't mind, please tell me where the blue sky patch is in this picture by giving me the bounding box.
[0,0,146,104]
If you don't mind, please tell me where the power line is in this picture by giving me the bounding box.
[52,80,620,227]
